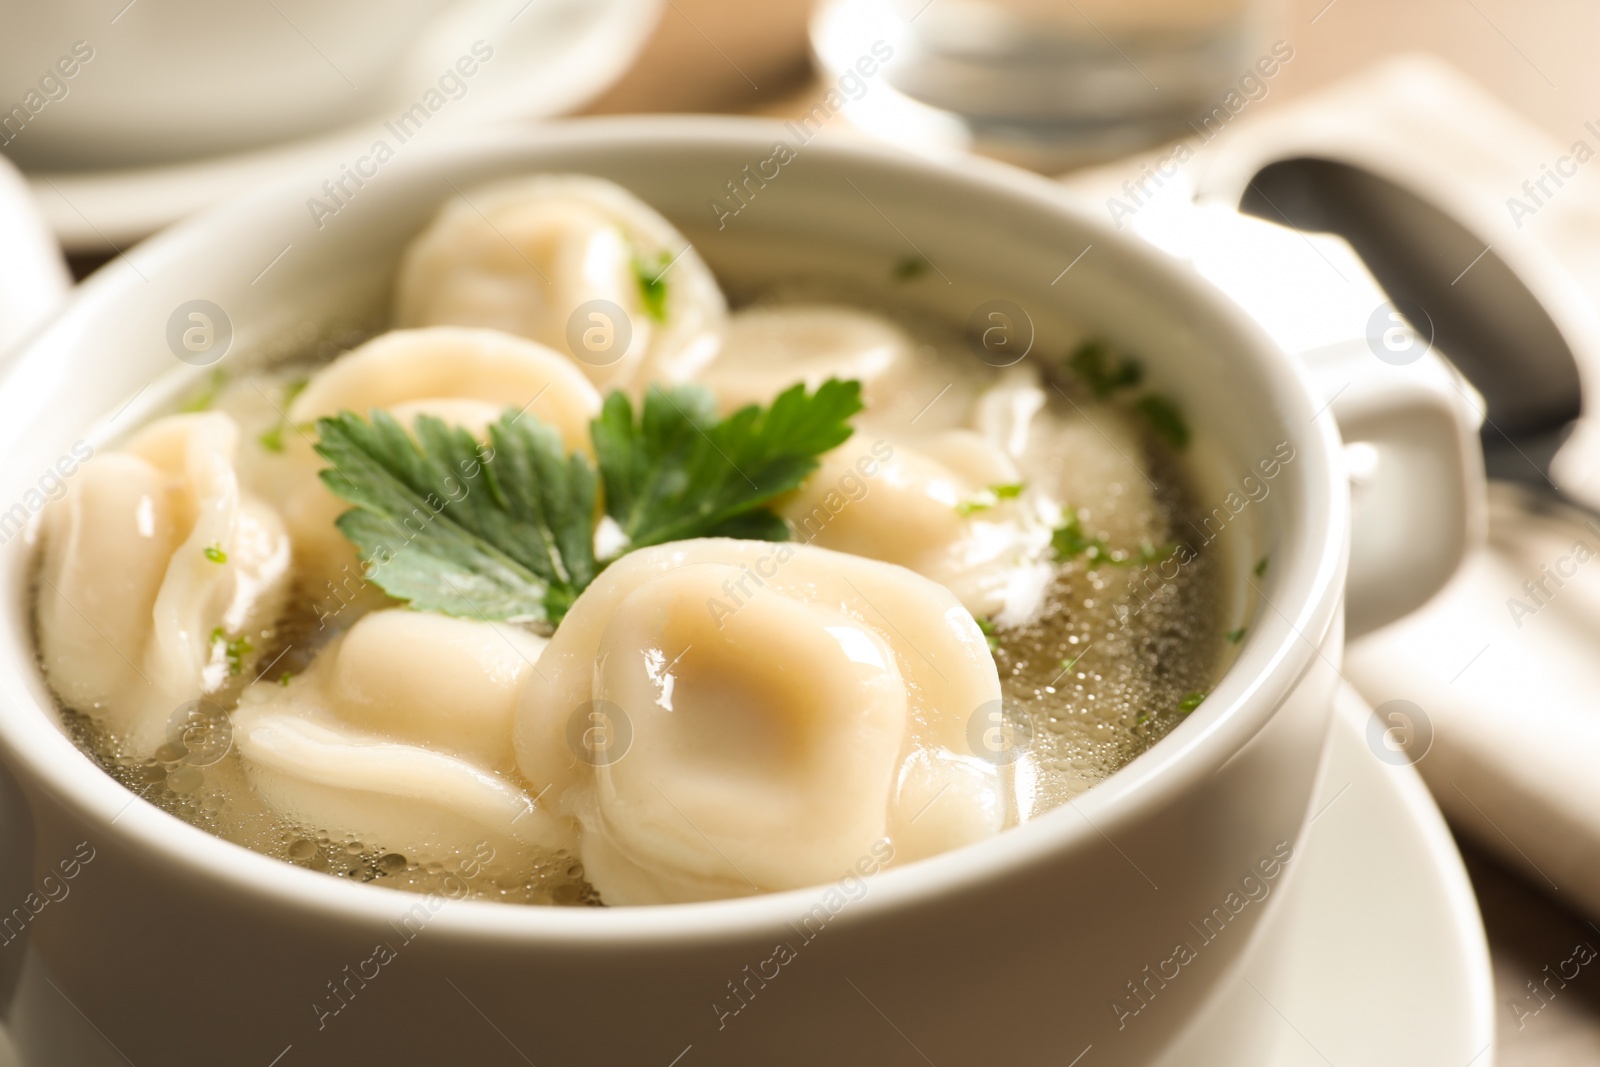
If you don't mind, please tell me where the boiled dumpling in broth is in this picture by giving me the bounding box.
[701,305,920,415]
[395,175,726,393]
[36,412,291,757]
[783,426,1054,622]
[272,326,601,589]
[515,539,1007,905]
[287,326,600,451]
[232,609,568,862]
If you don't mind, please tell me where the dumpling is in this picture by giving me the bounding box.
[287,326,600,449]
[782,426,1054,621]
[36,412,291,757]
[515,539,1007,905]
[273,326,602,590]
[232,608,567,862]
[394,175,726,393]
[701,305,919,414]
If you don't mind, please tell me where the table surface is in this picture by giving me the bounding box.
[579,2,1600,1063]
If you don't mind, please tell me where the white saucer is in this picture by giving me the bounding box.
[0,156,68,356]
[1154,684,1495,1066]
[22,0,661,253]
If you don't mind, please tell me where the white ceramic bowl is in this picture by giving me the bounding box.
[0,119,1396,1066]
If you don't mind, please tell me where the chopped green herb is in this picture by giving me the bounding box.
[1053,513,1174,569]
[178,368,228,413]
[1132,541,1173,565]
[892,256,930,281]
[203,543,227,564]
[1178,690,1207,714]
[975,616,1000,653]
[956,482,1027,517]
[1225,627,1246,644]
[209,628,252,676]
[1134,712,1150,726]
[1059,655,1079,673]
[259,377,311,453]
[1051,511,1107,564]
[632,250,673,323]
[1254,555,1269,578]
[317,379,863,624]
[1134,394,1190,450]
[1067,340,1144,397]
[278,671,293,686]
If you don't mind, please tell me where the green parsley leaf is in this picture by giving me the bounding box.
[594,380,862,551]
[1135,394,1190,450]
[633,250,672,323]
[1178,690,1207,714]
[316,379,863,625]
[1254,555,1269,578]
[258,425,286,453]
[1068,340,1143,397]
[316,410,598,624]
[203,543,227,564]
[1225,627,1246,644]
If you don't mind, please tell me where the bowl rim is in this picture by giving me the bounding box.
[0,115,1346,946]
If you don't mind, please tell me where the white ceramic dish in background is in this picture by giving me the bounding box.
[0,118,1479,1065]
[14,0,662,252]
[0,0,459,169]
[0,155,67,356]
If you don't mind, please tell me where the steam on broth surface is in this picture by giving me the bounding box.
[36,175,1226,906]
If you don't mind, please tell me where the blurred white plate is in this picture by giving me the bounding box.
[1154,684,1495,1066]
[22,0,661,253]
[0,155,68,355]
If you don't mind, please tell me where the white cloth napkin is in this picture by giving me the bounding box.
[1345,484,1600,918]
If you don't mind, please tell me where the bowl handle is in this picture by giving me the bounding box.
[1302,338,1486,637]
